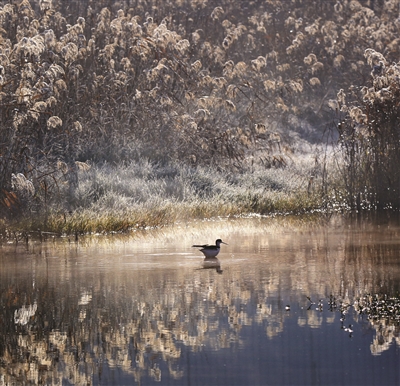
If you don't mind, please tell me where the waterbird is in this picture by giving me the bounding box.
[192,239,227,258]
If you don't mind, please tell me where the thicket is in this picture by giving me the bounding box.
[1,0,400,225]
[336,50,400,210]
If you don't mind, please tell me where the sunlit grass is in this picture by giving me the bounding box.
[1,152,334,239]
[17,193,322,237]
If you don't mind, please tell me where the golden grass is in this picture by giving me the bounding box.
[1,189,325,242]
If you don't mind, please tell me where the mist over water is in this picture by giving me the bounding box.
[1,215,400,385]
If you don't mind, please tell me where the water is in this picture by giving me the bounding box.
[1,215,400,385]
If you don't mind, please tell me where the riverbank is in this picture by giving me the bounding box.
[1,152,341,241]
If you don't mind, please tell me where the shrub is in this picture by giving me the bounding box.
[336,50,400,210]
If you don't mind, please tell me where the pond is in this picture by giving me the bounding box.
[1,214,400,385]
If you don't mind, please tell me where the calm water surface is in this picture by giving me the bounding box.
[1,215,400,385]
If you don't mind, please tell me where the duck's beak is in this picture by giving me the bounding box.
[222,241,228,245]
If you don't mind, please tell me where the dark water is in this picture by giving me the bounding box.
[1,215,400,385]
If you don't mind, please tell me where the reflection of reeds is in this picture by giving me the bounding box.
[354,294,400,356]
[1,215,399,382]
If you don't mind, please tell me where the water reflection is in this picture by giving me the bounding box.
[201,257,223,274]
[1,215,400,385]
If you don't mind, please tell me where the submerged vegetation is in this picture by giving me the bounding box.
[1,0,400,235]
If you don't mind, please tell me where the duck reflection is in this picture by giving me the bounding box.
[201,257,223,274]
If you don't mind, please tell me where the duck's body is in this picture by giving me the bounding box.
[192,239,227,258]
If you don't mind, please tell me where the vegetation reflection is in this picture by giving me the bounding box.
[1,218,400,383]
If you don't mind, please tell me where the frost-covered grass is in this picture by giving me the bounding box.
[0,149,335,238]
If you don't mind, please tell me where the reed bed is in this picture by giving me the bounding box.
[1,1,399,237]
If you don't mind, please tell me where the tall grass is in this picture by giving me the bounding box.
[334,50,400,210]
[1,151,326,237]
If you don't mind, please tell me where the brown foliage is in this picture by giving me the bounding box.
[337,51,400,209]
[0,0,399,215]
